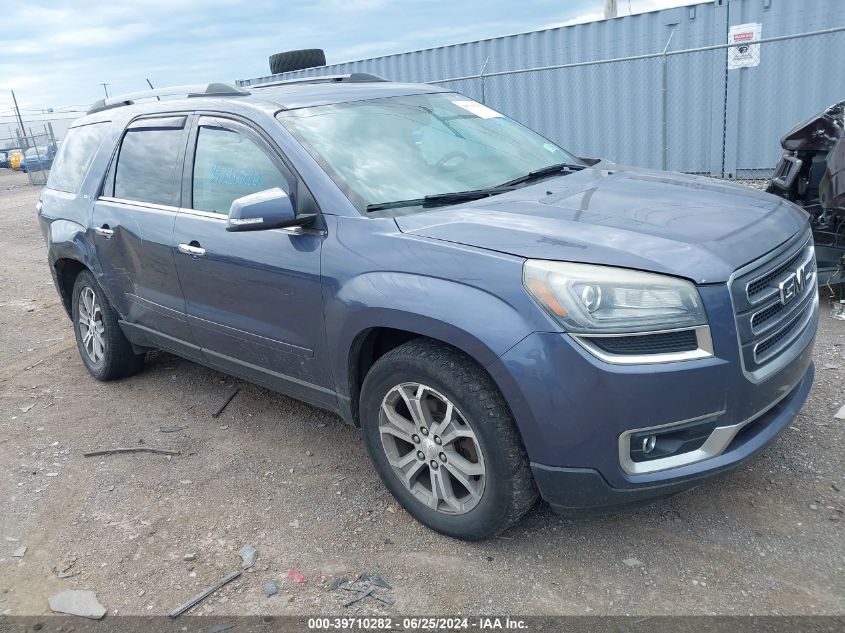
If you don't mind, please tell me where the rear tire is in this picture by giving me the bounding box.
[71,270,144,381]
[269,49,326,74]
[360,339,537,540]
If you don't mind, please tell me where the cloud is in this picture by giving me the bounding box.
[1,0,695,127]
[540,12,604,29]
[316,0,390,10]
[541,0,700,27]
[7,23,154,54]
[632,0,707,11]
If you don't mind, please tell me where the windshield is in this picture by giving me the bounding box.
[277,92,581,214]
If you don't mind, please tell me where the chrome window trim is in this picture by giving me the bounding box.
[619,382,794,475]
[571,325,713,365]
[98,196,179,214]
[100,197,326,234]
[179,207,226,220]
[98,197,232,222]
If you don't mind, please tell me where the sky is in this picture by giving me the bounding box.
[0,0,693,135]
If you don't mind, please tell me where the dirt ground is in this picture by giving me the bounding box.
[0,168,843,618]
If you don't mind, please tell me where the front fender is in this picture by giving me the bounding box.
[326,270,542,405]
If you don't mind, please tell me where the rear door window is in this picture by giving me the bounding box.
[113,117,187,207]
[191,125,291,215]
[47,121,110,194]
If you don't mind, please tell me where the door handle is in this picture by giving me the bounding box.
[177,242,206,257]
[94,225,114,239]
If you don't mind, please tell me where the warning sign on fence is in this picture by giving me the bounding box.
[728,23,762,69]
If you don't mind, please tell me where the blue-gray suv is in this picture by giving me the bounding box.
[37,75,819,540]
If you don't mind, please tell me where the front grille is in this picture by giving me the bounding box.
[750,301,785,330]
[747,246,808,299]
[729,232,817,377]
[755,309,804,359]
[588,329,698,356]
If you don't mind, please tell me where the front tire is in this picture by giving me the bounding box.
[71,270,144,381]
[360,339,537,540]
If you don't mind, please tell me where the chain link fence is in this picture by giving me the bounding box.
[431,26,845,181]
[0,123,57,186]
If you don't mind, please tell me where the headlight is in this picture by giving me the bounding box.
[523,260,707,334]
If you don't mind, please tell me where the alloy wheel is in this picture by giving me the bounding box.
[379,382,486,514]
[78,287,106,364]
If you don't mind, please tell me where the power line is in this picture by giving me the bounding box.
[0,114,82,121]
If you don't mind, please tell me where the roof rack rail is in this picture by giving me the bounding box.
[246,73,388,89]
[87,82,250,114]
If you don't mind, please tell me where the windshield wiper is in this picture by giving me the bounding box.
[366,185,516,212]
[364,163,587,212]
[498,162,586,188]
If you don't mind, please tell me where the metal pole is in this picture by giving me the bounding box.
[479,56,490,104]
[10,90,27,150]
[661,28,676,172]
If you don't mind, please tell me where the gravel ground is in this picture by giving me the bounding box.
[0,169,843,617]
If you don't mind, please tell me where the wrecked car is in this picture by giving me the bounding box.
[767,99,845,287]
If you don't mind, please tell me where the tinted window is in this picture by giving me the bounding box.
[192,126,290,214]
[47,122,110,194]
[114,125,185,206]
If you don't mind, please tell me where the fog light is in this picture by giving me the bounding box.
[629,416,720,463]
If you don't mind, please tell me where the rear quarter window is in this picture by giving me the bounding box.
[47,121,111,194]
[113,121,186,207]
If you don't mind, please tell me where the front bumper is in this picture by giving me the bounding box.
[487,283,817,511]
[531,362,812,514]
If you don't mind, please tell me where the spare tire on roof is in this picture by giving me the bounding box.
[269,49,326,75]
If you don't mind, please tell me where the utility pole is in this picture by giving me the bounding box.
[604,0,617,19]
[100,83,110,98]
[10,90,28,150]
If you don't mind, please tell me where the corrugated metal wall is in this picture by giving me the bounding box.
[725,0,845,176]
[239,1,717,84]
[238,0,845,177]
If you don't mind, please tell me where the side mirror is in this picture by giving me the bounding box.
[226,188,316,232]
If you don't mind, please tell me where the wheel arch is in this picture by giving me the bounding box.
[341,313,520,427]
[54,258,90,317]
[327,269,540,426]
[47,219,98,318]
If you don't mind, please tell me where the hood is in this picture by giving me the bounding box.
[394,164,808,284]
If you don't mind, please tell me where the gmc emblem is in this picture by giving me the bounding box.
[778,264,807,306]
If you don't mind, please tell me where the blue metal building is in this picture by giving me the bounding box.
[238,0,845,177]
